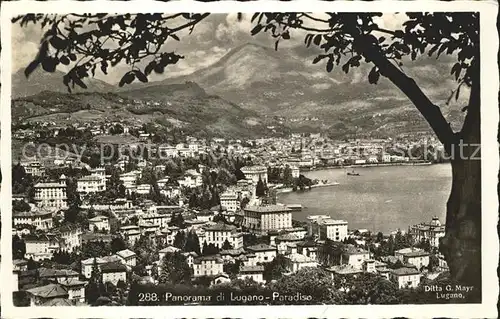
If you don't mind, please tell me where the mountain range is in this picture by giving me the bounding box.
[12,42,466,139]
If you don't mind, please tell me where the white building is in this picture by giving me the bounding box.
[291,166,300,178]
[246,244,277,263]
[390,267,422,289]
[24,234,60,261]
[77,175,106,193]
[101,262,127,285]
[34,175,68,209]
[88,215,110,232]
[241,166,268,184]
[116,249,137,268]
[193,255,224,277]
[136,184,151,195]
[13,210,53,231]
[285,253,318,273]
[20,160,45,176]
[410,217,445,248]
[307,215,348,241]
[342,245,371,270]
[55,225,82,252]
[243,205,293,233]
[395,248,430,270]
[177,170,203,188]
[201,223,243,249]
[237,265,265,284]
[220,192,239,212]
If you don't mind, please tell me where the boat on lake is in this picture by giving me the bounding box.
[346,169,360,176]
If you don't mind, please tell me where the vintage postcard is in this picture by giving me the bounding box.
[1,0,498,318]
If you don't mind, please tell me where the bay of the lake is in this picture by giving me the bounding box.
[278,163,452,234]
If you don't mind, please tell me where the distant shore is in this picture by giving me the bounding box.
[275,182,340,194]
[306,161,435,172]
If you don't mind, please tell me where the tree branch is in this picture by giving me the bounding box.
[354,35,457,152]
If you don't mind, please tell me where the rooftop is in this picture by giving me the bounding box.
[326,264,363,275]
[194,255,223,264]
[395,247,430,258]
[116,249,136,259]
[241,165,267,172]
[58,278,87,287]
[26,283,68,298]
[391,267,421,276]
[285,253,316,263]
[100,262,127,273]
[239,265,265,273]
[247,244,276,252]
[244,205,292,214]
[203,223,237,232]
[39,268,79,278]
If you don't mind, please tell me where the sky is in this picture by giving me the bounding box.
[11,13,408,84]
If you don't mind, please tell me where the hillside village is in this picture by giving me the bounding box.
[10,120,454,306]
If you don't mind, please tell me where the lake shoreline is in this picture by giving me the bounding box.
[277,163,450,233]
[305,161,437,172]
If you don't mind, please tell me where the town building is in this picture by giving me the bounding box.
[58,279,87,303]
[24,234,60,261]
[101,262,128,285]
[307,215,348,241]
[237,265,265,284]
[53,224,82,252]
[285,253,318,273]
[38,268,80,284]
[81,257,108,279]
[34,175,68,209]
[177,169,203,188]
[139,213,170,229]
[77,175,106,193]
[13,209,53,231]
[201,223,244,249]
[116,249,137,268]
[390,267,422,289]
[246,244,277,263]
[241,166,268,184]
[395,248,430,270]
[20,160,45,176]
[26,283,69,306]
[193,255,224,277]
[243,205,293,233]
[342,245,371,270]
[88,215,110,232]
[159,246,181,262]
[410,217,446,248]
[220,191,239,212]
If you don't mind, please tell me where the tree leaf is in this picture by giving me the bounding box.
[73,76,88,89]
[368,67,380,84]
[41,57,57,72]
[313,34,321,46]
[341,62,349,74]
[170,34,180,41]
[282,31,290,40]
[326,58,334,73]
[250,24,263,36]
[134,70,148,83]
[59,55,70,65]
[24,59,41,78]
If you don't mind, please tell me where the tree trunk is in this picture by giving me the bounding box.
[354,35,482,300]
[440,140,481,299]
[439,60,481,301]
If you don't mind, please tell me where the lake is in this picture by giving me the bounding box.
[278,164,452,234]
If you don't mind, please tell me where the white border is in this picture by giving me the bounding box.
[1,1,499,318]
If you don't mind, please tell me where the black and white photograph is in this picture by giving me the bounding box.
[1,1,498,317]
